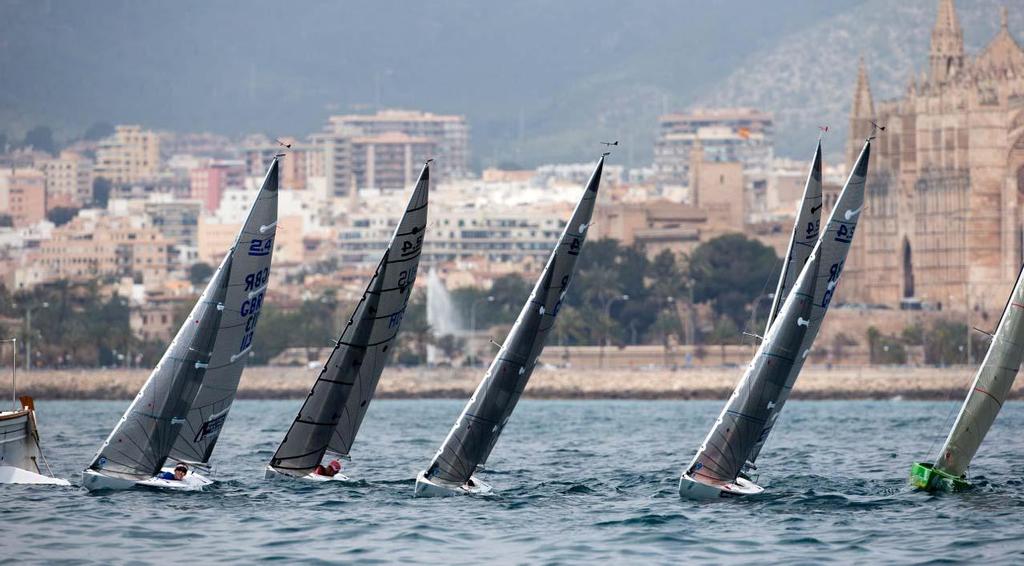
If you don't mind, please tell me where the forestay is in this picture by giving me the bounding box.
[268,164,429,475]
[933,263,1024,478]
[685,140,870,485]
[748,140,823,465]
[168,159,279,466]
[86,256,231,480]
[421,156,605,487]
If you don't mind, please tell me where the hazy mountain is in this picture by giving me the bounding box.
[0,0,1019,168]
[700,0,1024,164]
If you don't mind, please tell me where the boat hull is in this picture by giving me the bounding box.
[0,465,71,486]
[678,473,764,500]
[263,465,350,483]
[413,470,493,497]
[82,468,213,492]
[909,462,971,493]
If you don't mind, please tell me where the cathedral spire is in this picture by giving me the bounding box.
[848,57,876,168]
[852,57,875,119]
[930,0,964,83]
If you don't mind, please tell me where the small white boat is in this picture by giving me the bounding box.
[414,470,492,498]
[83,159,281,492]
[265,163,429,482]
[678,138,872,500]
[414,155,608,497]
[0,339,70,487]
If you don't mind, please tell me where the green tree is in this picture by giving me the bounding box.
[92,177,112,208]
[46,207,79,226]
[188,262,215,286]
[688,234,779,332]
[83,121,114,141]
[23,126,57,155]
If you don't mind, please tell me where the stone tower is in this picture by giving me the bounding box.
[847,57,875,168]
[929,0,964,83]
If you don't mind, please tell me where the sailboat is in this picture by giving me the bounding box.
[746,140,822,469]
[0,339,70,486]
[265,162,430,482]
[910,264,1024,492]
[414,154,606,497]
[678,138,871,500]
[82,158,279,491]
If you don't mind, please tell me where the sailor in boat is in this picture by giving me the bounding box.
[156,463,189,482]
[313,460,343,478]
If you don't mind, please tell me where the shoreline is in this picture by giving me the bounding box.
[7,365,1016,401]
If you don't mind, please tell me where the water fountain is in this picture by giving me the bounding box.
[425,268,464,365]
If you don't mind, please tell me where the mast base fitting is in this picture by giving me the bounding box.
[909,462,971,492]
[678,473,764,500]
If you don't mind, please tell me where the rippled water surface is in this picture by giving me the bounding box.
[4,399,1024,563]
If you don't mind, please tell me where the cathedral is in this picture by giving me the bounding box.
[843,0,1024,320]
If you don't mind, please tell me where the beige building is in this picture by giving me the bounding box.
[95,125,161,184]
[594,200,707,258]
[38,151,94,208]
[691,144,745,230]
[321,109,469,196]
[33,210,172,284]
[0,168,46,227]
[243,136,322,191]
[844,1,1024,318]
[130,299,182,342]
[328,109,469,176]
[654,108,773,188]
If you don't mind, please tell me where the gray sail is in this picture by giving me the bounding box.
[268,164,429,475]
[686,140,870,484]
[421,156,605,486]
[932,264,1024,478]
[747,140,823,464]
[765,140,822,330]
[87,256,231,480]
[168,158,279,465]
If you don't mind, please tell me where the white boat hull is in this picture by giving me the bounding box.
[83,467,213,492]
[414,470,493,498]
[263,465,350,483]
[0,465,71,486]
[678,473,764,500]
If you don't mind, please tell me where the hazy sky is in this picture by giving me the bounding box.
[2,1,1018,167]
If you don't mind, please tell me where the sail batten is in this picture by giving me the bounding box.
[267,164,429,476]
[682,140,870,492]
[419,156,605,489]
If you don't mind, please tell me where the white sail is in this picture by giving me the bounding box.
[933,264,1024,478]
[168,159,279,466]
[415,156,605,496]
[765,140,823,330]
[680,140,870,497]
[747,140,823,465]
[267,163,429,477]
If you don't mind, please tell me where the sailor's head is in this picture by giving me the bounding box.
[328,460,342,473]
[173,464,188,480]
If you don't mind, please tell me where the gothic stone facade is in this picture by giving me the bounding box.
[844,1,1024,322]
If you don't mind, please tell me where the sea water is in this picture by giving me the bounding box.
[3,400,1024,563]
